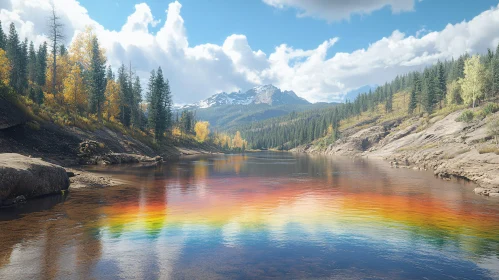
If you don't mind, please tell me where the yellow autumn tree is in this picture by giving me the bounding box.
[0,49,11,85]
[214,133,232,148]
[63,64,86,125]
[45,52,70,98]
[459,55,485,108]
[69,26,106,71]
[232,131,244,149]
[103,79,120,121]
[194,121,210,142]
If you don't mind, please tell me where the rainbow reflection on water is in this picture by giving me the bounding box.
[1,153,499,279]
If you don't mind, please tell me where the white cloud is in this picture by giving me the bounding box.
[1,1,499,103]
[262,0,415,22]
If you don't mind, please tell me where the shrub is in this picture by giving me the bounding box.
[478,103,499,119]
[456,110,474,123]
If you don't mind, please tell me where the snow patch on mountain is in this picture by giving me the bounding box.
[178,85,310,110]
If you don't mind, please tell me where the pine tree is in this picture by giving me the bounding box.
[421,68,437,114]
[36,42,48,86]
[147,67,169,140]
[408,73,420,114]
[7,23,19,92]
[106,65,114,81]
[89,37,106,122]
[59,44,67,56]
[117,64,132,126]
[163,79,172,131]
[0,20,6,50]
[147,69,157,131]
[436,62,447,108]
[28,41,37,85]
[17,38,28,94]
[131,75,142,128]
[385,87,393,113]
[492,44,499,97]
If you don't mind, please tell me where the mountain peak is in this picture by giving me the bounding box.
[253,84,278,92]
[181,85,310,110]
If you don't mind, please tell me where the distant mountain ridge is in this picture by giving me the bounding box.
[179,85,310,110]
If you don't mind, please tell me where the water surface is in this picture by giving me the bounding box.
[1,152,499,279]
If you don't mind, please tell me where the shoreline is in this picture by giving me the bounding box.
[292,109,499,197]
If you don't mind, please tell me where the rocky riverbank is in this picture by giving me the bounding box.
[293,108,499,197]
[0,97,221,207]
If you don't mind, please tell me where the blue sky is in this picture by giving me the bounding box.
[80,0,498,57]
[3,0,499,103]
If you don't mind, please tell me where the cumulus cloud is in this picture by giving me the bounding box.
[262,0,415,22]
[1,1,499,103]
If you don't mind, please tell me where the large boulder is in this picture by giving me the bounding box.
[0,153,70,205]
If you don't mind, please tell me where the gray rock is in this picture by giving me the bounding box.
[0,153,70,204]
[489,193,499,197]
[474,188,486,195]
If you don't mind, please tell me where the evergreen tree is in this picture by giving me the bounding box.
[163,79,173,131]
[131,75,142,128]
[147,67,169,140]
[385,87,393,113]
[436,62,447,108]
[117,64,132,126]
[180,110,194,134]
[106,65,114,81]
[408,73,420,114]
[17,38,28,93]
[147,69,157,131]
[492,44,499,97]
[59,44,67,56]
[28,41,37,85]
[0,20,6,50]
[7,23,19,92]
[36,42,48,86]
[421,68,437,114]
[89,37,106,122]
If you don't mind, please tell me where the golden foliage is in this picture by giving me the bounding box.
[45,53,70,95]
[194,121,210,142]
[69,26,106,70]
[0,48,11,85]
[104,79,120,121]
[232,131,246,149]
[459,55,485,107]
[63,64,87,120]
[172,126,182,137]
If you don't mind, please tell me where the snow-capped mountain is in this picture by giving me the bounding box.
[179,85,310,110]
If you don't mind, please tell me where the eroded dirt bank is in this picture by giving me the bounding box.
[293,108,499,197]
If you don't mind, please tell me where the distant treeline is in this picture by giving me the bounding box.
[235,47,499,150]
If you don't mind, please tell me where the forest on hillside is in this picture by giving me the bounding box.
[234,48,499,150]
[0,10,248,152]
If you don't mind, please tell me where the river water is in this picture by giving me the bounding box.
[1,152,498,279]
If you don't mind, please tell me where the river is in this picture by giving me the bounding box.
[1,152,498,279]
